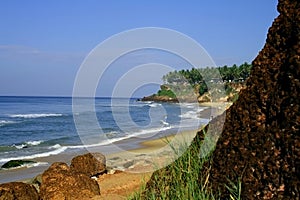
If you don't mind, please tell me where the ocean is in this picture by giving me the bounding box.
[0,96,209,169]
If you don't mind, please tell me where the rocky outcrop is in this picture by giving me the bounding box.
[0,182,39,200]
[70,152,106,177]
[143,0,300,199]
[0,152,106,199]
[1,160,36,169]
[199,0,300,199]
[140,95,179,103]
[39,162,100,200]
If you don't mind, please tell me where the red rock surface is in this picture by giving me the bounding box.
[0,182,39,200]
[70,152,106,177]
[39,162,100,200]
[198,0,300,199]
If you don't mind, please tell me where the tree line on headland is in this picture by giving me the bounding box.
[142,62,252,103]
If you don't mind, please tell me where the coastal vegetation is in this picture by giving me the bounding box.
[129,131,242,200]
[143,63,252,103]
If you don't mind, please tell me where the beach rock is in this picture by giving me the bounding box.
[70,152,106,177]
[143,0,300,199]
[1,160,35,169]
[0,182,39,200]
[39,162,100,200]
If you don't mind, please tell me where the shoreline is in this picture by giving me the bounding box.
[0,104,227,184]
[0,128,200,184]
[0,103,228,199]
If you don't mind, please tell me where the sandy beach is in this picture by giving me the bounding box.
[0,128,200,199]
[0,104,226,199]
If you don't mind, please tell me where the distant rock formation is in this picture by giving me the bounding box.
[70,152,106,177]
[143,0,300,199]
[0,182,39,200]
[39,162,101,200]
[140,95,179,103]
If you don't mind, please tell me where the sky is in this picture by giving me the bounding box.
[0,1,278,97]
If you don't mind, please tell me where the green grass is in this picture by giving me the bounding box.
[157,89,176,98]
[225,178,242,200]
[129,131,215,200]
[128,130,242,200]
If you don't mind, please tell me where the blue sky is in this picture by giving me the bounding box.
[0,1,278,97]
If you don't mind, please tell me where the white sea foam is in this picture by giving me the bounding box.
[13,140,44,149]
[148,103,162,108]
[179,111,199,119]
[29,162,49,167]
[0,146,67,163]
[9,113,63,119]
[0,120,16,127]
[68,126,172,149]
[48,144,61,149]
[26,140,43,146]
[179,107,207,120]
[197,107,207,112]
[132,126,172,137]
[160,120,170,126]
[14,144,28,149]
[141,101,153,104]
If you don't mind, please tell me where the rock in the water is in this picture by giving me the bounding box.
[70,152,106,177]
[141,95,179,103]
[39,162,100,200]
[1,160,35,169]
[0,182,39,200]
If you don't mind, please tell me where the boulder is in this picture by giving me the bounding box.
[0,182,39,200]
[70,152,106,177]
[1,160,35,169]
[39,162,100,200]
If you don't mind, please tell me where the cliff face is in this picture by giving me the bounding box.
[143,0,299,199]
[201,0,300,198]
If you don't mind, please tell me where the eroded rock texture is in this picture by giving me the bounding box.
[70,152,106,177]
[39,162,100,200]
[0,182,39,200]
[199,0,300,199]
[144,0,299,199]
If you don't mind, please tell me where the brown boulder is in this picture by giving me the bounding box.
[70,152,106,177]
[0,182,39,200]
[39,162,100,200]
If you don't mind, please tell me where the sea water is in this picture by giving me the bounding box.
[0,96,209,167]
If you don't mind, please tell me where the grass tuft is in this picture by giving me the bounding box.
[128,128,244,200]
